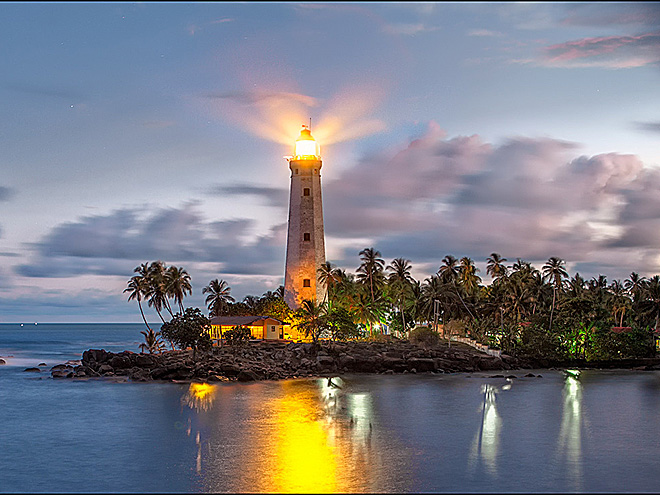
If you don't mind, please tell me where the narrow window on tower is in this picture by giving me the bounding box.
[295,169,299,174]
[303,233,310,241]
[303,188,310,196]
[303,279,311,287]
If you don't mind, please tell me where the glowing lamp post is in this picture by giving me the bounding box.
[283,125,327,310]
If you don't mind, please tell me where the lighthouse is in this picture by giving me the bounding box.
[283,125,327,309]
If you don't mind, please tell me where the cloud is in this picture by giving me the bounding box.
[2,82,84,101]
[210,17,234,25]
[467,29,504,37]
[635,121,660,133]
[321,122,660,278]
[539,32,660,69]
[209,183,288,208]
[17,204,287,279]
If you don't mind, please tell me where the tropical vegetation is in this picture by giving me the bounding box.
[125,252,660,363]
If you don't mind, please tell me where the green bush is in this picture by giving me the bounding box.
[160,307,212,359]
[410,326,440,347]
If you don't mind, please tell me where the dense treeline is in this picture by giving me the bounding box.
[126,251,660,361]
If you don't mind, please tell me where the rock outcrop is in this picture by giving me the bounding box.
[50,340,527,382]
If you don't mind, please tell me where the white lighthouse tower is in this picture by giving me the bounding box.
[283,125,327,309]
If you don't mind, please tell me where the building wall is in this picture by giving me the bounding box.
[284,158,327,309]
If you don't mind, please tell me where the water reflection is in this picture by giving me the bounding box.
[556,370,583,491]
[182,382,217,412]
[468,382,503,476]
[186,377,404,493]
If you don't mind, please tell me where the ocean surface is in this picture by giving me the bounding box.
[1,323,660,493]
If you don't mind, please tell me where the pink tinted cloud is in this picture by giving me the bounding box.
[541,32,660,68]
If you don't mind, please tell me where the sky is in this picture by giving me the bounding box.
[1,1,660,322]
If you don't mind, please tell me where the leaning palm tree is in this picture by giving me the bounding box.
[356,247,385,303]
[144,261,173,321]
[124,275,151,332]
[202,279,235,317]
[164,265,192,314]
[542,256,568,332]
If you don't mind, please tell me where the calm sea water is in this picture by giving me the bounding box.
[1,323,660,493]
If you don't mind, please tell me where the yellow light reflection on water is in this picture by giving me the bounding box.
[268,381,340,493]
[182,382,217,412]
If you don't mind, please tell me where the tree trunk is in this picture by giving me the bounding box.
[138,299,152,331]
[548,287,556,332]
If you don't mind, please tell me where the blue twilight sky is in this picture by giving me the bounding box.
[1,2,660,322]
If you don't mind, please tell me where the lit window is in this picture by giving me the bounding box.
[304,233,310,241]
[303,279,311,287]
[303,188,310,196]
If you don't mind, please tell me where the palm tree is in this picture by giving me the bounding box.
[438,255,460,284]
[609,280,630,327]
[387,258,414,336]
[144,261,173,321]
[542,257,568,332]
[139,328,165,354]
[640,275,660,330]
[296,299,328,344]
[624,272,646,303]
[317,261,340,306]
[165,265,192,314]
[352,289,383,337]
[356,247,385,303]
[486,253,508,282]
[124,275,151,332]
[243,295,261,314]
[459,257,482,294]
[202,279,235,317]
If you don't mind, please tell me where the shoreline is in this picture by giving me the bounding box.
[43,340,660,382]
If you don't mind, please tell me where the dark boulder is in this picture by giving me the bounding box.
[98,364,114,374]
[52,369,73,379]
[109,355,132,369]
[237,370,261,382]
[0,359,5,365]
[476,356,505,371]
[407,357,436,372]
[24,367,41,372]
[316,355,335,369]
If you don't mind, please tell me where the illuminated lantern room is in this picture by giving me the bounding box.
[294,126,320,160]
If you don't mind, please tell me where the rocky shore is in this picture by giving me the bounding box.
[45,340,660,382]
[48,340,529,382]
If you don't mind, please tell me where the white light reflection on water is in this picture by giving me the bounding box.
[556,370,584,491]
[468,380,506,477]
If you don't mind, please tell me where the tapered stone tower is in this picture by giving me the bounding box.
[283,125,326,309]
